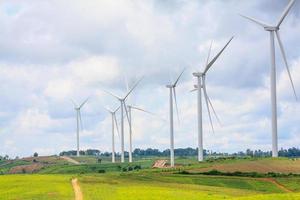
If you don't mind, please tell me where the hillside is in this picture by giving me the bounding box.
[187,157,300,174]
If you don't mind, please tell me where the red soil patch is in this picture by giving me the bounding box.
[9,163,44,174]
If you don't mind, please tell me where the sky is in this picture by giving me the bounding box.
[0,0,300,158]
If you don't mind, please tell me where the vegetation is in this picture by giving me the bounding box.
[1,156,300,199]
[58,147,300,159]
[0,175,74,200]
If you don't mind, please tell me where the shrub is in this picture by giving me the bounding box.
[128,166,133,171]
[98,169,105,173]
[178,170,190,174]
[133,165,141,170]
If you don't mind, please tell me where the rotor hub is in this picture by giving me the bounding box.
[192,72,203,77]
[264,26,279,31]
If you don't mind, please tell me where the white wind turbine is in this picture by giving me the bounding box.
[192,37,234,162]
[71,98,89,157]
[105,107,120,163]
[166,69,185,167]
[126,105,155,163]
[241,0,297,157]
[103,77,143,163]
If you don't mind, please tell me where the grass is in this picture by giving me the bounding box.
[38,159,153,174]
[187,157,300,173]
[275,177,300,192]
[1,157,300,199]
[0,160,31,174]
[0,174,74,200]
[79,174,253,200]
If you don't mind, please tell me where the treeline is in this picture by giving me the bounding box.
[58,147,300,158]
[59,148,204,157]
[0,155,10,161]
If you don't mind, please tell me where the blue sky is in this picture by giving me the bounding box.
[0,0,300,157]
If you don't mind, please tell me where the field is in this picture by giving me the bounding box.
[0,175,74,200]
[1,156,300,199]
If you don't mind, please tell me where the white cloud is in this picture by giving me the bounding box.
[0,0,299,157]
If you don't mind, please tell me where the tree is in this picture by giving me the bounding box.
[33,152,38,157]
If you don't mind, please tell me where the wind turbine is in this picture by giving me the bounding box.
[103,77,143,163]
[241,0,297,157]
[105,107,120,163]
[192,37,234,162]
[166,69,185,167]
[71,98,89,157]
[127,105,155,163]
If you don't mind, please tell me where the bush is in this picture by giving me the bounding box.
[98,169,106,173]
[178,170,190,174]
[133,165,141,170]
[128,166,133,171]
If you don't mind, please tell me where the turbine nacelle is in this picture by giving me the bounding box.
[264,26,279,31]
[166,84,175,88]
[192,72,204,77]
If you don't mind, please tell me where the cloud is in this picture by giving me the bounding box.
[0,0,299,157]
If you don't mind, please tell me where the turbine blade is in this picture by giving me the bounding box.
[130,106,155,116]
[124,76,144,100]
[204,36,234,74]
[190,88,197,92]
[114,106,120,113]
[277,0,295,27]
[124,75,130,101]
[203,85,214,134]
[102,89,121,100]
[105,107,113,113]
[173,87,180,124]
[79,97,89,109]
[206,40,213,66]
[275,31,298,100]
[203,82,222,126]
[70,99,78,107]
[113,114,121,140]
[173,68,185,86]
[123,102,131,125]
[239,14,269,27]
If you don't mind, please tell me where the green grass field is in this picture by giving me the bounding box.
[1,156,300,199]
[0,175,74,200]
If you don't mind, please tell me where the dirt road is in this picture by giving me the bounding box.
[260,178,292,193]
[72,178,83,200]
[61,156,80,164]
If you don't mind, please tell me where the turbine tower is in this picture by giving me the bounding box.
[126,105,155,163]
[192,37,233,162]
[105,107,120,163]
[103,77,143,162]
[241,0,297,157]
[166,69,185,167]
[71,98,89,157]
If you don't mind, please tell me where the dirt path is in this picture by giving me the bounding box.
[61,156,80,164]
[260,178,293,193]
[72,178,83,200]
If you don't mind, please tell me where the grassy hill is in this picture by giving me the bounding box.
[2,156,300,199]
[187,157,300,174]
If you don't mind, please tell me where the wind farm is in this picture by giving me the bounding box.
[0,0,300,200]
